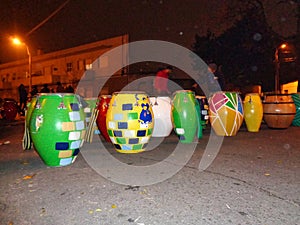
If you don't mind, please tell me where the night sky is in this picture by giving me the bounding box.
[0,0,297,63]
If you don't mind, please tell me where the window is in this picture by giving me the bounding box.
[67,62,73,72]
[85,59,92,70]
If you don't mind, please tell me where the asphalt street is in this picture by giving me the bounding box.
[0,117,299,225]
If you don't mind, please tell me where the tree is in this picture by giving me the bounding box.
[192,0,298,92]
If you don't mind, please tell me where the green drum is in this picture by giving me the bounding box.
[29,93,86,166]
[172,90,198,143]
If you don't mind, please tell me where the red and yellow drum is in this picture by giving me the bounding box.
[243,93,263,132]
[209,92,244,136]
[96,95,112,142]
[106,91,154,153]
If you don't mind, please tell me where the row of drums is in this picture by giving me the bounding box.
[23,91,300,167]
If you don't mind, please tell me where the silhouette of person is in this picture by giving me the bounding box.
[18,84,27,115]
[153,66,172,95]
[40,84,50,93]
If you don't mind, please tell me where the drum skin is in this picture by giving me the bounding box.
[243,93,263,132]
[263,94,296,129]
[172,90,198,143]
[96,95,112,142]
[209,92,244,136]
[149,96,173,137]
[106,92,154,153]
[29,93,86,166]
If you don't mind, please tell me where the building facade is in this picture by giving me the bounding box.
[0,34,129,100]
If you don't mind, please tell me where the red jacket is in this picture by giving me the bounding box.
[153,69,169,91]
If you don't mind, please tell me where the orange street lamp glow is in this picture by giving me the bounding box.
[12,37,23,46]
[280,43,287,49]
[10,36,32,94]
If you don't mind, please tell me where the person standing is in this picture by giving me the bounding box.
[56,82,65,93]
[18,84,27,115]
[153,66,172,95]
[30,85,38,96]
[40,84,50,93]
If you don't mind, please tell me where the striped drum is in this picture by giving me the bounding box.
[263,94,296,129]
[29,93,86,166]
[106,91,154,153]
[292,93,300,126]
[209,92,244,136]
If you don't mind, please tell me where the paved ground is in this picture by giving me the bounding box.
[0,117,299,225]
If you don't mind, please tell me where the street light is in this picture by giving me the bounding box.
[274,42,297,93]
[11,37,32,94]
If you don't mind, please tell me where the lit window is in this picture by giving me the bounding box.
[85,59,92,70]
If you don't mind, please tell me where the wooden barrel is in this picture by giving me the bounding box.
[263,94,296,129]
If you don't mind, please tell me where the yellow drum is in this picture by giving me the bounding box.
[243,93,263,132]
[106,91,154,153]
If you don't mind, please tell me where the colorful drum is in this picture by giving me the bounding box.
[29,93,86,166]
[292,93,300,126]
[196,96,209,129]
[3,99,18,121]
[172,90,198,143]
[209,92,244,136]
[263,94,296,129]
[106,91,154,153]
[243,93,263,132]
[149,96,173,137]
[96,95,112,142]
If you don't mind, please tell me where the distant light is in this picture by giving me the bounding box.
[12,37,23,45]
[280,43,287,49]
[179,31,183,36]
